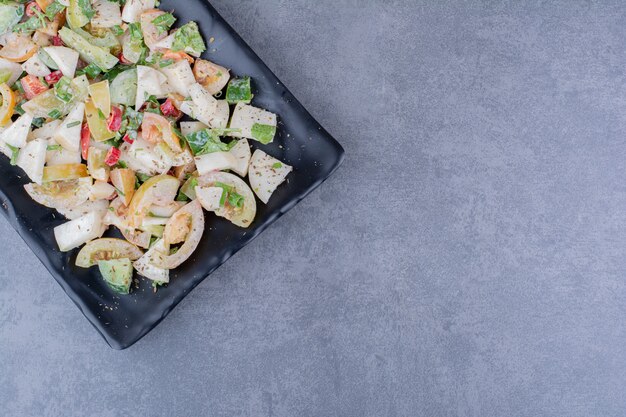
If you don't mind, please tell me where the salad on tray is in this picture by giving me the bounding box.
[0,0,293,294]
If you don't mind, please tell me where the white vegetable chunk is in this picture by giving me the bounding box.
[1,112,33,148]
[136,65,170,109]
[248,150,293,204]
[195,186,223,211]
[194,152,238,176]
[54,102,84,152]
[43,46,79,79]
[46,138,81,166]
[22,53,51,77]
[229,139,251,177]
[133,238,170,283]
[179,121,208,136]
[151,33,174,50]
[121,0,156,23]
[91,0,123,28]
[209,100,230,129]
[56,199,108,220]
[89,180,116,201]
[29,119,61,141]
[0,57,24,86]
[159,60,195,96]
[229,103,277,144]
[179,83,218,126]
[16,138,47,184]
[54,211,106,252]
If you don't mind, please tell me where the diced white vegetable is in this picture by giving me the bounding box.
[195,186,223,211]
[133,238,169,283]
[248,150,293,204]
[142,216,169,227]
[151,33,174,50]
[159,60,195,96]
[179,121,208,136]
[194,151,238,176]
[135,65,170,109]
[54,211,106,252]
[54,102,84,152]
[46,138,81,166]
[171,147,194,167]
[16,138,47,184]
[229,103,277,143]
[179,83,218,126]
[57,199,108,220]
[22,54,51,77]
[209,100,230,129]
[91,0,123,28]
[122,0,156,23]
[0,57,24,86]
[1,113,33,148]
[89,180,116,201]
[29,119,61,141]
[229,139,251,177]
[149,201,184,217]
[128,136,172,174]
[43,46,79,79]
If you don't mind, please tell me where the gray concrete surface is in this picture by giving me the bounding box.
[2,0,626,416]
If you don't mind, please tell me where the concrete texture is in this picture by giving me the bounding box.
[2,0,626,415]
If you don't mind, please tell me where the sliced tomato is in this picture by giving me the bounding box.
[51,35,63,46]
[80,123,90,160]
[118,52,133,66]
[21,75,49,100]
[161,50,194,65]
[160,98,181,119]
[141,112,182,152]
[44,70,63,86]
[104,147,121,166]
[107,105,123,132]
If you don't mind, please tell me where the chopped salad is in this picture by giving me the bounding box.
[0,0,293,294]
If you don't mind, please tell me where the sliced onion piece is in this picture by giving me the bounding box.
[133,238,169,283]
[152,200,204,269]
[57,199,108,220]
[76,238,144,268]
[25,177,92,210]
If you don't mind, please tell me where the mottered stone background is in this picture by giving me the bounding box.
[2,1,626,416]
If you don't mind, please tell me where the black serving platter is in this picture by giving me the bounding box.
[0,0,344,349]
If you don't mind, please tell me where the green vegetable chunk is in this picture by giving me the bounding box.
[226,76,253,104]
[251,123,276,145]
[97,258,133,295]
[0,2,24,36]
[58,27,119,71]
[172,22,206,57]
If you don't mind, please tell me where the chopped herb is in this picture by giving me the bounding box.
[77,0,95,20]
[272,162,282,169]
[124,107,143,131]
[185,128,234,156]
[48,109,62,119]
[47,144,62,151]
[251,123,276,144]
[111,25,124,36]
[97,108,106,120]
[175,190,190,202]
[226,76,253,104]
[172,22,206,56]
[7,144,19,166]
[159,59,174,68]
[31,117,45,128]
[115,160,128,169]
[152,12,176,35]
[53,76,74,103]
[136,172,151,183]
[66,121,81,128]
[43,1,65,20]
[77,63,102,79]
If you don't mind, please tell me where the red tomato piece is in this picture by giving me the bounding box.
[122,132,134,144]
[51,36,63,46]
[104,147,121,166]
[160,98,182,119]
[118,53,133,65]
[44,70,63,86]
[107,106,123,132]
[20,75,48,100]
[80,123,90,160]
